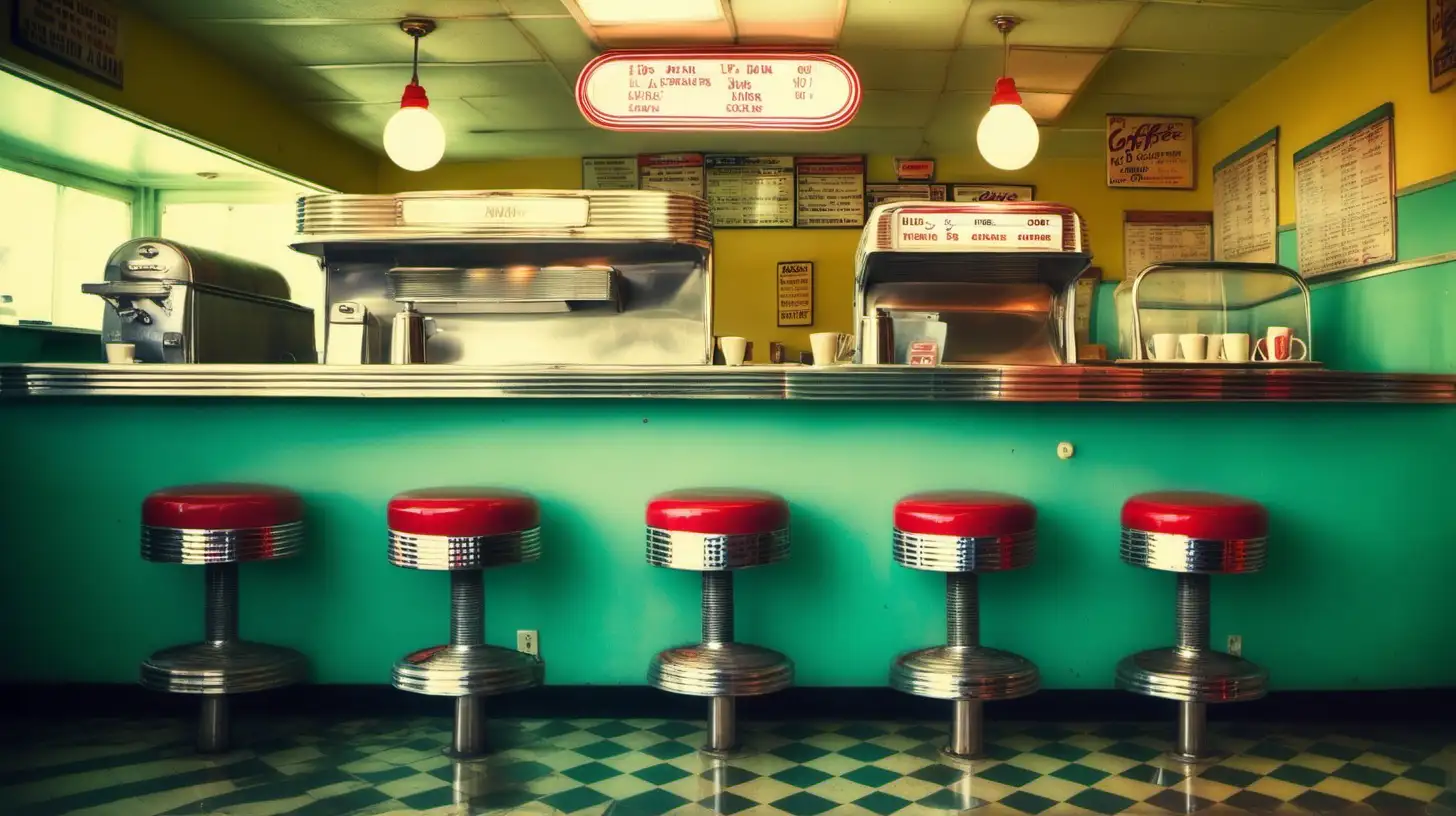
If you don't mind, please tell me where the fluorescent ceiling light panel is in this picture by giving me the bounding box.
[731,0,846,44]
[575,0,725,24]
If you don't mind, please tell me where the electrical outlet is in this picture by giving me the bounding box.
[517,629,539,656]
[1227,634,1242,656]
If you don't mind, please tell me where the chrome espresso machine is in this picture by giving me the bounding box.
[292,190,714,365]
[853,201,1092,365]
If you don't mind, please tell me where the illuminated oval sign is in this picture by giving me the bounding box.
[576,50,861,132]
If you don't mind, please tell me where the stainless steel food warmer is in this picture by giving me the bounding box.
[292,190,713,366]
[82,239,315,363]
[1118,261,1312,361]
[853,201,1093,365]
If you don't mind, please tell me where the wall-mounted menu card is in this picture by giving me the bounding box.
[705,156,795,227]
[776,261,814,326]
[1106,115,1196,189]
[795,155,866,227]
[1293,103,1396,279]
[638,153,706,199]
[583,156,639,190]
[865,183,947,215]
[1432,0,1454,92]
[951,184,1036,203]
[12,0,124,88]
[1123,211,1213,281]
[1213,128,1278,264]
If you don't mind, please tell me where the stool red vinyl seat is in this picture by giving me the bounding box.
[893,491,1036,539]
[646,489,789,536]
[1121,491,1268,542]
[388,487,540,538]
[143,483,303,530]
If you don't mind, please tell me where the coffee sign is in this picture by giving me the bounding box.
[1106,115,1195,189]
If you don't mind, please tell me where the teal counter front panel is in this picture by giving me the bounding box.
[1,399,1452,690]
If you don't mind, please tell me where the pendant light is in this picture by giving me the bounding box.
[976,15,1039,172]
[384,19,446,172]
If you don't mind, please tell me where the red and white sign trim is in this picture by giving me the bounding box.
[576,49,861,132]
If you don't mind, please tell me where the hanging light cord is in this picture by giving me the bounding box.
[1001,27,1010,76]
[410,32,421,85]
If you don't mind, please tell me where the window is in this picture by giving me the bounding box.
[0,166,130,330]
[160,196,324,352]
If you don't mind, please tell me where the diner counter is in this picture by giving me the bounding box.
[1,362,1454,402]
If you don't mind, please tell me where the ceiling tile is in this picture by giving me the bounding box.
[960,0,1140,49]
[514,17,598,62]
[923,91,990,147]
[1007,48,1106,93]
[306,98,483,150]
[732,0,846,44]
[306,63,567,103]
[1021,91,1073,123]
[942,48,1003,92]
[836,49,953,90]
[1082,50,1280,97]
[234,19,543,65]
[1058,93,1227,130]
[462,92,586,129]
[852,90,940,128]
[502,0,572,14]
[1118,4,1341,55]
[1036,128,1104,159]
[131,0,509,19]
[840,0,972,50]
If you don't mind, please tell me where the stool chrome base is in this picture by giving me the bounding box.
[891,646,1040,701]
[392,644,543,697]
[141,641,307,695]
[1115,648,1268,703]
[649,643,793,698]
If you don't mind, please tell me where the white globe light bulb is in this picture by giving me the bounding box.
[976,101,1039,172]
[384,105,445,172]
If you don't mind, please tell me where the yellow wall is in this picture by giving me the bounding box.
[380,155,1201,355]
[1198,0,1456,224]
[0,0,376,193]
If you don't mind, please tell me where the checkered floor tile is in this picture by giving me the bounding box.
[0,717,1452,814]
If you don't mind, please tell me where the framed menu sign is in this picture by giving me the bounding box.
[11,0,123,87]
[1123,211,1213,281]
[776,261,813,326]
[795,155,866,228]
[583,156,638,190]
[951,184,1036,202]
[1433,0,1455,91]
[705,156,795,227]
[1213,128,1279,263]
[1293,103,1396,279]
[638,153,706,198]
[1106,115,1195,189]
[865,183,947,216]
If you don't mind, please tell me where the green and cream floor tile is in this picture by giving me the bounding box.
[0,718,1452,814]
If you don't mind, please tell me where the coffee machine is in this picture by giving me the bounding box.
[292,189,713,366]
[853,201,1092,365]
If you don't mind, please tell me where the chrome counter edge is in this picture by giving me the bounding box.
[2,364,1454,402]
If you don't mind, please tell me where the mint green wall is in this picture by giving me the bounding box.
[0,326,101,363]
[1,399,1453,690]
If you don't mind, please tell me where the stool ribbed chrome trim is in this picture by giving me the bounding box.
[140,641,308,694]
[388,527,542,570]
[646,527,790,570]
[1116,648,1268,703]
[1120,528,1267,574]
[141,522,305,564]
[391,644,544,696]
[893,529,1035,572]
[890,645,1040,701]
[648,643,794,697]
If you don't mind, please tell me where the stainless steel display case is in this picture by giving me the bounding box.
[1119,262,1312,361]
[853,201,1092,366]
[82,239,315,363]
[292,189,713,366]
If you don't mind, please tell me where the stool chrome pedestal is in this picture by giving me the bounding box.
[889,492,1040,760]
[1116,491,1270,762]
[646,489,793,755]
[387,488,545,758]
[139,484,308,753]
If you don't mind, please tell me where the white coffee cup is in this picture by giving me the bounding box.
[810,332,854,366]
[1178,333,1209,362]
[718,336,748,366]
[1218,333,1251,362]
[1253,326,1308,362]
[1206,334,1223,362]
[105,342,137,364]
[1146,333,1179,361]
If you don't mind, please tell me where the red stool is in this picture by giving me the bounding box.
[646,489,793,755]
[139,483,308,753]
[890,491,1040,759]
[388,488,544,758]
[1117,491,1269,762]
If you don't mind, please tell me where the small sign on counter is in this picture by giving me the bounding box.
[795,155,866,227]
[1106,115,1195,189]
[638,153,706,198]
[12,0,123,87]
[776,261,813,326]
[583,156,638,190]
[951,184,1035,202]
[908,341,940,366]
[706,155,795,227]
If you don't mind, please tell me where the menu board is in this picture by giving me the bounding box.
[865,183,947,214]
[1106,115,1196,189]
[795,155,865,228]
[892,209,1062,252]
[705,156,795,227]
[638,153,706,199]
[1293,104,1396,279]
[1433,0,1454,92]
[12,0,123,87]
[1213,128,1279,264]
[1123,211,1213,280]
[776,261,813,326]
[583,157,638,190]
[951,184,1036,203]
